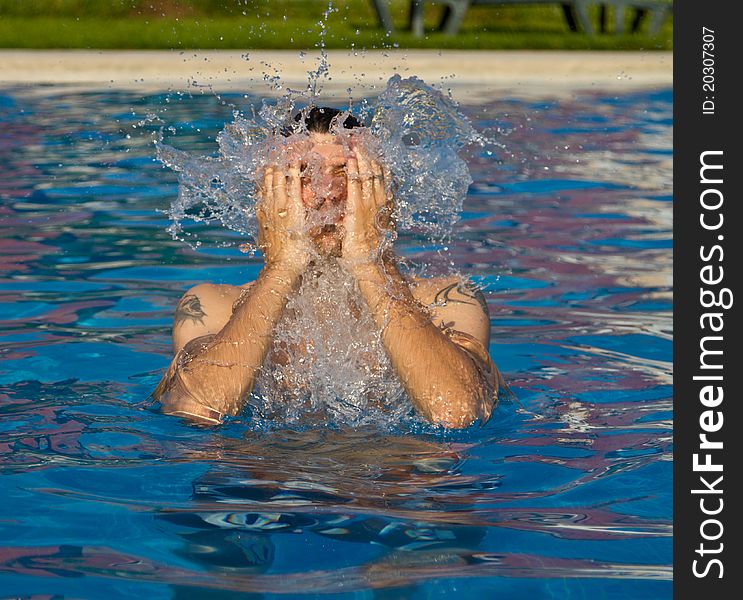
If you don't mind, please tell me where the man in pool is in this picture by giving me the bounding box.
[152,107,505,429]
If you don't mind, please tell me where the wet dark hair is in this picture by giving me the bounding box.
[284,106,362,136]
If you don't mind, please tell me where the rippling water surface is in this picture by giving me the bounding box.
[0,85,672,598]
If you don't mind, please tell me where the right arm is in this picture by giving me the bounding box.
[153,263,304,421]
[152,162,310,424]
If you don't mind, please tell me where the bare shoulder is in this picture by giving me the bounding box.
[177,283,240,319]
[180,280,257,307]
[411,275,488,313]
[172,281,254,353]
[411,275,490,347]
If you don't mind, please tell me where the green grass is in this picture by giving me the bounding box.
[0,1,672,50]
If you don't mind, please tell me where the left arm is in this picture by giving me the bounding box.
[341,144,500,428]
[348,259,497,428]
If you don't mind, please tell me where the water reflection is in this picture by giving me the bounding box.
[157,430,486,598]
[0,424,671,594]
[0,86,671,596]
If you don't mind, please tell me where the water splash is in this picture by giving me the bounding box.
[369,74,480,240]
[249,259,420,428]
[154,53,486,427]
[306,0,335,98]
[155,75,481,248]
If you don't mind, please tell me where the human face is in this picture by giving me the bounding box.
[300,132,349,256]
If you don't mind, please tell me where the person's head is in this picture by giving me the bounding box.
[294,105,363,136]
[285,106,364,256]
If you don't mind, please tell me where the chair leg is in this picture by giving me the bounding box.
[438,4,453,31]
[561,3,579,32]
[614,2,627,34]
[631,7,647,33]
[441,1,471,35]
[410,0,425,37]
[371,0,394,33]
[648,6,669,35]
[573,0,595,35]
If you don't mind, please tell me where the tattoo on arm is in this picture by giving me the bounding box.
[434,282,489,315]
[174,294,207,327]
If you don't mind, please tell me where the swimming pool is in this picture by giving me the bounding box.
[0,85,672,597]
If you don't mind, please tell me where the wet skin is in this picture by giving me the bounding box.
[297,133,348,256]
[154,131,503,428]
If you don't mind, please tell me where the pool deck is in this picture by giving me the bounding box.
[0,50,671,101]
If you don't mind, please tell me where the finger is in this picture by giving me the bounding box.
[255,205,268,248]
[261,166,273,202]
[287,161,301,204]
[345,157,362,213]
[355,144,371,175]
[272,169,288,212]
[371,160,386,208]
[355,150,374,205]
[258,166,274,217]
[263,165,274,183]
[286,161,304,224]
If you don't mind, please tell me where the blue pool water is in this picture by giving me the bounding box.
[0,86,672,598]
